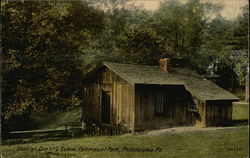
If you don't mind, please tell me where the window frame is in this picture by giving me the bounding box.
[188,98,198,112]
[155,91,164,115]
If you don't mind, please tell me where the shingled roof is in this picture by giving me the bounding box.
[86,62,239,102]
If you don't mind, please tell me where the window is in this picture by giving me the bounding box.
[188,98,198,112]
[155,91,164,115]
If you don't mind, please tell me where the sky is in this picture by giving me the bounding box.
[130,0,249,19]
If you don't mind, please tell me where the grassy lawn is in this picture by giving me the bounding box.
[232,88,248,121]
[30,108,81,130]
[1,126,248,158]
[232,103,249,120]
[1,103,248,158]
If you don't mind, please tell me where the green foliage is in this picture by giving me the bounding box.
[233,50,248,86]
[2,1,104,120]
[231,5,249,50]
[229,6,249,87]
[204,5,249,88]
[119,26,166,65]
[150,0,207,62]
[78,0,147,68]
[214,61,237,90]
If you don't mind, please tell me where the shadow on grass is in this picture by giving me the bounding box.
[231,119,249,126]
[2,132,76,146]
[3,120,248,146]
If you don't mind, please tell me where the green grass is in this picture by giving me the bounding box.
[31,108,81,130]
[232,103,249,120]
[1,126,248,158]
[1,104,248,158]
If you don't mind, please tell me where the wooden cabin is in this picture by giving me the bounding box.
[82,59,239,132]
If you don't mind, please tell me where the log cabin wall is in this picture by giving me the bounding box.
[134,84,205,131]
[83,67,134,130]
[82,62,238,132]
[205,101,232,126]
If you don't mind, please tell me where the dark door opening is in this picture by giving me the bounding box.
[101,90,111,124]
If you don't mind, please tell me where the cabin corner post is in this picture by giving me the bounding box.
[204,100,208,127]
[131,84,135,133]
[228,101,233,124]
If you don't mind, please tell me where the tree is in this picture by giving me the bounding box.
[2,1,104,128]
[79,0,151,69]
[118,26,166,65]
[203,4,248,93]
[149,0,209,66]
[233,5,249,101]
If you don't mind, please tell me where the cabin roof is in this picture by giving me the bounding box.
[84,62,239,102]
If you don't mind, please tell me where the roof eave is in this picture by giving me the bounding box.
[103,62,134,85]
[205,98,240,102]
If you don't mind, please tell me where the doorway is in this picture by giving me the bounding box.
[101,90,111,124]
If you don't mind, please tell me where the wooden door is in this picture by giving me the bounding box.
[101,90,111,124]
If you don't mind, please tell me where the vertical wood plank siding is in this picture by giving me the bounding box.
[83,67,134,130]
[205,101,232,126]
[134,84,205,131]
[83,66,234,132]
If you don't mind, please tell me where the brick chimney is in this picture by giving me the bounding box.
[159,58,171,72]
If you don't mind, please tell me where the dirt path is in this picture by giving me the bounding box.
[139,126,241,136]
